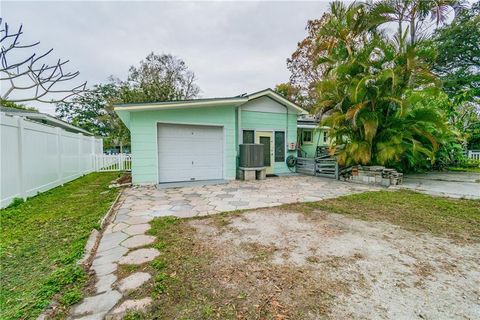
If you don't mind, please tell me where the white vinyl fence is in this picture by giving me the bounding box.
[1,113,104,208]
[467,150,480,161]
[95,154,132,172]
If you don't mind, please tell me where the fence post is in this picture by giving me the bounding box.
[56,127,63,184]
[90,136,95,172]
[16,117,26,199]
[77,133,83,176]
[120,153,124,171]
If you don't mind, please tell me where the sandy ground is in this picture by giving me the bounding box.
[190,209,480,319]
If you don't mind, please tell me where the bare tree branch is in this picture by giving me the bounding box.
[0,18,86,103]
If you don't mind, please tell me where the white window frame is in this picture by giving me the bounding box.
[302,130,313,144]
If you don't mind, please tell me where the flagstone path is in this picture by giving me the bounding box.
[70,176,378,319]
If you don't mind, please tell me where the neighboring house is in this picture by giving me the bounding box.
[115,89,307,184]
[0,106,92,135]
[297,115,330,158]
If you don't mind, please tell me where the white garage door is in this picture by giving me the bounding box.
[157,123,224,183]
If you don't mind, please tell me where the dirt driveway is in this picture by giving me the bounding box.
[188,208,480,319]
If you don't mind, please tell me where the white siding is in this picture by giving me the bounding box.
[241,96,287,114]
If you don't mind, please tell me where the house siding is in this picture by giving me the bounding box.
[129,106,237,184]
[241,110,297,174]
[298,128,329,158]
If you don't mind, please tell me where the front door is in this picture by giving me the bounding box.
[255,131,273,174]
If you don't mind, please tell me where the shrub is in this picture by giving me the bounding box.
[7,197,24,208]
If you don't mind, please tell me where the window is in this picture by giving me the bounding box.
[243,130,254,143]
[302,130,312,143]
[274,131,285,162]
[323,131,328,143]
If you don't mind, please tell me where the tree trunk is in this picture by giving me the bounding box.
[410,16,416,45]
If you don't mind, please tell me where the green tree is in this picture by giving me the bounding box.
[431,1,480,99]
[369,0,461,46]
[311,1,448,171]
[56,53,201,151]
[120,52,200,103]
[0,100,38,112]
[56,83,130,151]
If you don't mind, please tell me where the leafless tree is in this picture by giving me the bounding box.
[0,18,86,103]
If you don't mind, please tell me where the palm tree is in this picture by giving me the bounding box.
[368,0,463,45]
[314,1,447,170]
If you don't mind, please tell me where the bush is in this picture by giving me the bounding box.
[7,197,24,208]
[458,158,480,168]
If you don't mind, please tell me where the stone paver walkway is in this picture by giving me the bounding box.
[70,176,378,319]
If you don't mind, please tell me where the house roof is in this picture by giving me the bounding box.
[113,88,307,115]
[0,106,93,135]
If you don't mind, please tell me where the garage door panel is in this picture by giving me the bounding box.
[157,123,223,183]
[193,167,223,181]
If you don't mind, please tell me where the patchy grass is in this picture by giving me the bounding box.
[285,190,480,242]
[138,214,347,319]
[0,172,120,319]
[132,190,480,319]
[448,166,480,173]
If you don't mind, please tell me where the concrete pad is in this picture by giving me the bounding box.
[112,222,129,232]
[74,312,107,320]
[97,232,129,253]
[127,210,153,217]
[123,224,151,236]
[71,290,122,316]
[124,215,153,225]
[109,297,152,317]
[92,262,117,276]
[117,272,151,292]
[117,208,131,215]
[95,274,117,293]
[401,172,480,199]
[121,235,156,249]
[92,246,128,266]
[151,210,174,217]
[118,248,160,265]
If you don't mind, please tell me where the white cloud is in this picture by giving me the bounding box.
[2,1,329,114]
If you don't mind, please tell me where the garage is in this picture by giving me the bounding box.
[157,123,224,183]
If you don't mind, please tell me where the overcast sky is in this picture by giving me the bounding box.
[2,1,331,114]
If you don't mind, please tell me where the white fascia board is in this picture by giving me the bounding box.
[113,98,247,112]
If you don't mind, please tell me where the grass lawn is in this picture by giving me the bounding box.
[121,190,480,319]
[289,189,480,242]
[448,166,480,173]
[0,172,121,320]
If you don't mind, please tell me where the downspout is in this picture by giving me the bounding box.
[285,105,288,157]
[237,105,242,150]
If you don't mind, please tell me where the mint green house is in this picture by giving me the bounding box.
[297,116,330,158]
[115,89,307,184]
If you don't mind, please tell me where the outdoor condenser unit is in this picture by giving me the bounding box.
[239,144,264,168]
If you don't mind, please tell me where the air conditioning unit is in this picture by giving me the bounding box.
[239,144,264,168]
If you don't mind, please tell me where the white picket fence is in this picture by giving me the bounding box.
[95,154,132,172]
[467,150,480,161]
